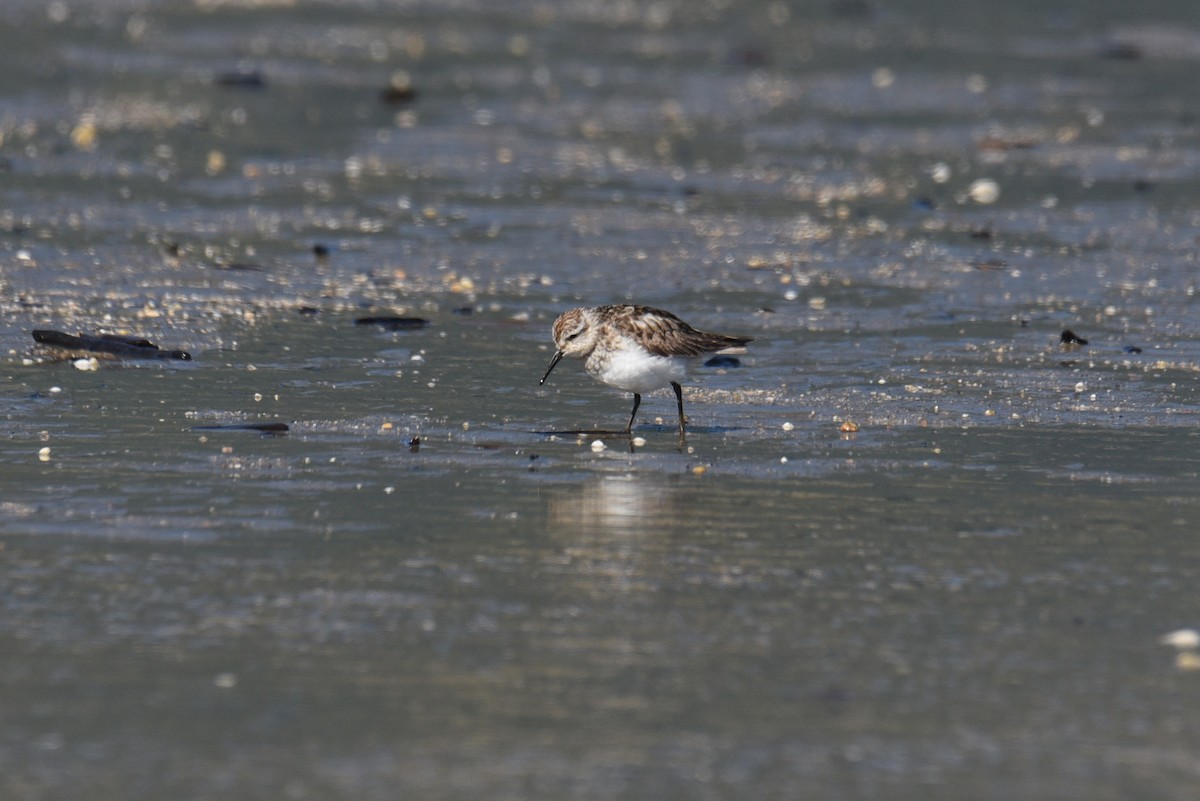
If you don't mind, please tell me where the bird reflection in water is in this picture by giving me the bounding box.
[545,475,684,592]
[548,474,680,537]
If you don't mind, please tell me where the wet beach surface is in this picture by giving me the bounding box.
[3,0,1200,798]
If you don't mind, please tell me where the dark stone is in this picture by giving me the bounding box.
[215,69,266,88]
[192,422,289,434]
[1060,330,1088,346]
[704,355,742,368]
[1099,42,1142,60]
[830,0,872,18]
[381,85,418,104]
[731,45,771,68]
[355,317,430,330]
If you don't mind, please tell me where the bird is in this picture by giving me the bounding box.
[539,304,753,442]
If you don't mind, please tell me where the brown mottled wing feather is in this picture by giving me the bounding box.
[604,305,753,358]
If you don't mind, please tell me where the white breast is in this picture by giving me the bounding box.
[587,345,687,393]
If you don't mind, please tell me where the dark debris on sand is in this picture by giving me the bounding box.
[32,330,192,361]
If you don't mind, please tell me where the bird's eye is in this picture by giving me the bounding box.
[566,331,581,341]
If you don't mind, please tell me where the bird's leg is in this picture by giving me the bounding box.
[671,381,687,444]
[625,393,642,435]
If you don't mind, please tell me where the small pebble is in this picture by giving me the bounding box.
[631,437,647,447]
[72,357,98,371]
[967,178,1000,204]
[781,422,795,431]
[1160,629,1200,650]
[590,440,606,452]
[38,446,51,461]
[70,119,97,150]
[1177,652,1200,671]
[840,421,860,433]
[691,465,707,475]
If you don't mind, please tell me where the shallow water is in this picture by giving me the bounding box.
[3,0,1200,798]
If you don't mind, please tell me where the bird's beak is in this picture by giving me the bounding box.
[539,350,564,385]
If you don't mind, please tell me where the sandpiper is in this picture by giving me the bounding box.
[539,304,753,441]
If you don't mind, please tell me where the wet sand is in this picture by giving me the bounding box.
[2,1,1200,798]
